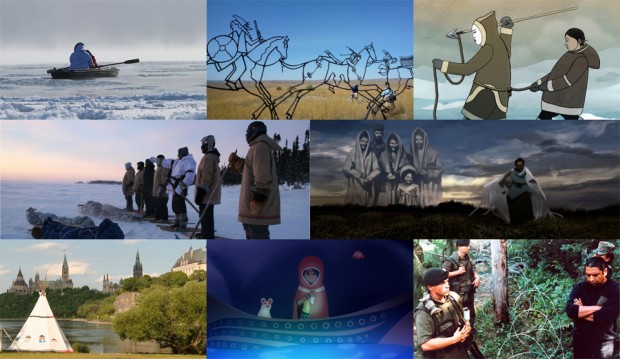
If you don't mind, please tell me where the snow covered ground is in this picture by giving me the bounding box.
[0,181,309,239]
[0,61,206,119]
[414,48,620,119]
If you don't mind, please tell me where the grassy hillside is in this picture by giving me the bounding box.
[311,203,619,239]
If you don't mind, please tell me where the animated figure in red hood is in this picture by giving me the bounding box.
[293,256,329,319]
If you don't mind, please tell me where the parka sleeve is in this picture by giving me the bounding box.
[543,56,588,92]
[442,45,493,76]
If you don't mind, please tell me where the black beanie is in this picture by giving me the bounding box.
[423,268,448,286]
[456,239,470,247]
[178,147,189,159]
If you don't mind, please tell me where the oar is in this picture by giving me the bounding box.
[98,59,140,68]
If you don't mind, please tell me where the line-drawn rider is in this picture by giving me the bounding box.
[215,15,265,89]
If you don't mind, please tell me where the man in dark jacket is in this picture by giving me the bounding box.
[142,159,155,217]
[566,256,619,358]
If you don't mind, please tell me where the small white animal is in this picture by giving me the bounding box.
[257,297,273,318]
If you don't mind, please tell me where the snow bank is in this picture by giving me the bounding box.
[0,181,309,239]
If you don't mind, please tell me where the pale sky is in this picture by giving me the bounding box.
[0,0,206,65]
[0,240,204,292]
[414,0,620,69]
[0,121,309,182]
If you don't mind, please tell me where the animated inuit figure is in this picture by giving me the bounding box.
[433,12,513,119]
[473,157,559,224]
[293,256,329,320]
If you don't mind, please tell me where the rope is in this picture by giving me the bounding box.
[433,34,465,120]
[432,33,535,120]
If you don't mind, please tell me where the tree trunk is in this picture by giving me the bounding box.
[491,239,509,324]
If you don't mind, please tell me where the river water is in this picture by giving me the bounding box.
[0,319,172,354]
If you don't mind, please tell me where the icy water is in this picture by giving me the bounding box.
[0,61,206,119]
[0,319,171,353]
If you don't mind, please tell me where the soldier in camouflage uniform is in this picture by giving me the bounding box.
[442,239,481,328]
[415,268,471,358]
[592,241,615,280]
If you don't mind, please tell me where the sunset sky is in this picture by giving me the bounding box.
[311,121,619,209]
[0,121,309,182]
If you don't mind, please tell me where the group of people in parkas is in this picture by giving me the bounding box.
[121,121,281,239]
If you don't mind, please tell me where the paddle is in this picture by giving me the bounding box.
[98,58,140,68]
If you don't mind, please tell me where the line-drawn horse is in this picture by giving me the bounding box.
[249,43,380,119]
[208,35,289,119]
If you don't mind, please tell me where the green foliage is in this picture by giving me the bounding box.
[276,86,282,91]
[72,342,90,353]
[189,269,206,282]
[0,288,108,319]
[77,295,116,321]
[121,275,153,292]
[113,281,207,354]
[476,267,575,359]
[154,271,189,287]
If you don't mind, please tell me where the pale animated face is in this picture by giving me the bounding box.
[303,269,319,285]
[565,35,580,51]
[472,24,482,46]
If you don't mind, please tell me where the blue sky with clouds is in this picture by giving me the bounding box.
[207,0,413,81]
[0,240,203,292]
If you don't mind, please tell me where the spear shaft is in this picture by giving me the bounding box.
[456,6,578,34]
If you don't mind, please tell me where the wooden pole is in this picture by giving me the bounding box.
[491,239,509,324]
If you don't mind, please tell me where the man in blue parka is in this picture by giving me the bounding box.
[70,42,94,70]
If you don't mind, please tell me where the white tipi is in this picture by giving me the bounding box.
[9,288,73,352]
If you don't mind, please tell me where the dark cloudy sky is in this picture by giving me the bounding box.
[0,0,206,65]
[311,121,620,209]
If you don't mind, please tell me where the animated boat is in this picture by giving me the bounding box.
[207,293,413,350]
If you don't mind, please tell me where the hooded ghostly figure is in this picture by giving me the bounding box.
[434,11,513,119]
[343,130,380,206]
[377,133,408,206]
[293,256,329,319]
[410,128,443,207]
[472,158,560,224]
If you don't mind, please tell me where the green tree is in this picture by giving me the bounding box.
[155,271,189,287]
[113,281,206,354]
[189,269,206,282]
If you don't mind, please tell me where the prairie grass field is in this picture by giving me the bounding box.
[207,79,413,120]
[311,203,620,239]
